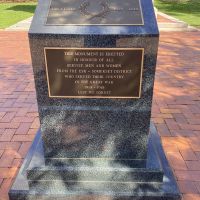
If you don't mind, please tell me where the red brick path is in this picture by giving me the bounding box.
[0,31,200,200]
[0,32,39,200]
[157,14,175,23]
[153,32,200,200]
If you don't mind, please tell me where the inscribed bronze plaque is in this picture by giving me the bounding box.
[46,0,144,25]
[44,48,144,98]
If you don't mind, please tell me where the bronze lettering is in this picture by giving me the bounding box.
[44,48,144,98]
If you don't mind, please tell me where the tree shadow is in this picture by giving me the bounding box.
[6,5,36,14]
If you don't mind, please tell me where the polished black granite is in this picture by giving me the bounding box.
[29,0,159,161]
[9,0,181,199]
[29,0,158,35]
[9,123,181,200]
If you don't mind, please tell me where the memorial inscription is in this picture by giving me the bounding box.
[46,0,144,25]
[44,48,144,98]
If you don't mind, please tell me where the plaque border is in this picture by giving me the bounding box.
[45,0,144,26]
[44,47,144,99]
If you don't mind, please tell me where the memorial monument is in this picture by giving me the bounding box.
[9,0,181,199]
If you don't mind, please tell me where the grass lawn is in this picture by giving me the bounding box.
[154,0,200,27]
[0,2,36,29]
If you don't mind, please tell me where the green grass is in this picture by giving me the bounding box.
[0,2,36,29]
[154,0,200,27]
[1,1,200,29]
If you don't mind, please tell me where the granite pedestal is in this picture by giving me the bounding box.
[9,0,181,199]
[29,0,158,163]
[9,123,181,200]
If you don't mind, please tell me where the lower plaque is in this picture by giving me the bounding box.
[44,48,144,98]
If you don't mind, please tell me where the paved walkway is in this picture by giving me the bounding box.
[0,32,39,200]
[5,17,32,31]
[0,31,200,200]
[157,13,175,23]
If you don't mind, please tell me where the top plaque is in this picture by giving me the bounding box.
[46,0,144,25]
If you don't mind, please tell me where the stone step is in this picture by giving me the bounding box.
[27,166,163,183]
[9,192,181,200]
[159,27,198,32]
[45,157,147,168]
[158,22,188,28]
[10,180,179,200]
[9,127,181,200]
[28,179,163,193]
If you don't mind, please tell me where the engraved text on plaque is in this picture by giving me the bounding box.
[46,0,144,25]
[44,48,144,98]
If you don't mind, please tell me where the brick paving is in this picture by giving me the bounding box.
[0,32,39,200]
[157,13,175,23]
[153,32,200,200]
[0,31,200,200]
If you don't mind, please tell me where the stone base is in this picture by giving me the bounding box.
[9,122,181,200]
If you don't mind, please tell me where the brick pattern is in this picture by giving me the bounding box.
[0,31,39,200]
[152,32,200,200]
[0,30,200,200]
[157,14,175,23]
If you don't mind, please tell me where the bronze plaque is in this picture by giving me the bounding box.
[44,48,144,99]
[46,0,144,25]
